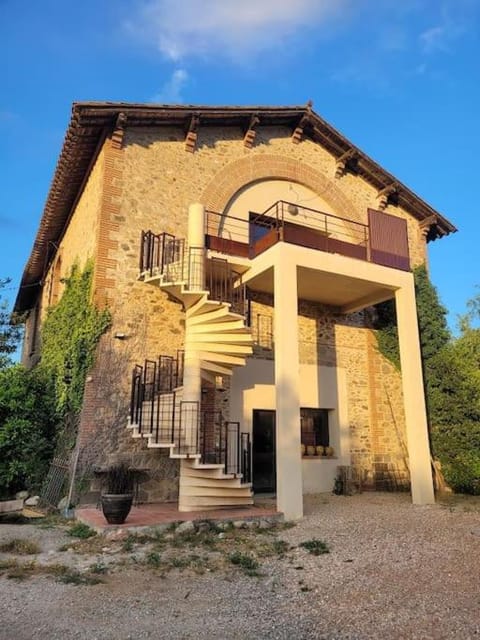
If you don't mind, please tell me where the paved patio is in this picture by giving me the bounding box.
[76,499,281,532]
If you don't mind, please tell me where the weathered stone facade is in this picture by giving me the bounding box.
[25,114,433,501]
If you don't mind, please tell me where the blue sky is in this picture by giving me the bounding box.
[1,0,479,331]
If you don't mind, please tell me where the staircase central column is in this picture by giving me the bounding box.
[182,203,206,449]
[274,260,303,520]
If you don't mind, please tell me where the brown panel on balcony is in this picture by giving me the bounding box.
[327,237,368,261]
[283,222,328,251]
[283,221,368,261]
[368,208,410,271]
[251,228,280,257]
[206,234,250,258]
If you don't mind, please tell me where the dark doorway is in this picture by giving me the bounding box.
[252,410,276,493]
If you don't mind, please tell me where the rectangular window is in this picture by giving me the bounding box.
[300,408,329,448]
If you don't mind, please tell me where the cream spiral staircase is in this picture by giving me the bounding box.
[127,214,254,511]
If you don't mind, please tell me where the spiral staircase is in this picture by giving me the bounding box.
[127,228,254,511]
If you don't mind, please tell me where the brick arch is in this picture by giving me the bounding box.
[201,154,361,223]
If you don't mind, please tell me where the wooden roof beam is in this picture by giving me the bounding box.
[376,183,399,210]
[291,100,313,144]
[243,114,260,149]
[335,149,359,179]
[185,114,200,153]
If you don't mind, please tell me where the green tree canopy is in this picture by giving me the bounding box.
[0,278,22,367]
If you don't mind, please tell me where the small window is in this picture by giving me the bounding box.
[300,408,329,448]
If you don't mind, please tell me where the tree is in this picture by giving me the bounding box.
[374,267,480,494]
[430,293,480,494]
[0,278,22,367]
[0,365,59,498]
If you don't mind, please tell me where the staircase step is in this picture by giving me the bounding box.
[181,466,234,480]
[200,361,234,376]
[198,352,248,366]
[189,462,226,470]
[146,440,175,449]
[188,333,253,344]
[186,297,223,318]
[187,302,232,326]
[179,475,249,488]
[179,496,254,508]
[188,321,248,334]
[178,485,253,498]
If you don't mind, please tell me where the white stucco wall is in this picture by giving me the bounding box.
[230,358,350,494]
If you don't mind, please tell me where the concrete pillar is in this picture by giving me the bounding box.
[182,203,205,445]
[395,279,435,504]
[187,203,205,291]
[274,261,303,519]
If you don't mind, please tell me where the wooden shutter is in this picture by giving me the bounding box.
[368,208,410,271]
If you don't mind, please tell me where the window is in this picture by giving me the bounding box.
[300,408,329,448]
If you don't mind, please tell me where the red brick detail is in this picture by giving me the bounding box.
[200,154,360,221]
[92,130,124,307]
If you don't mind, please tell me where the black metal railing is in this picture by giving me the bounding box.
[139,231,248,318]
[131,362,251,473]
[129,351,185,439]
[205,201,369,258]
[206,200,411,271]
[140,230,185,278]
[206,258,247,318]
[200,414,251,482]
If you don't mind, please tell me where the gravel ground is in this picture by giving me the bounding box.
[1,492,479,640]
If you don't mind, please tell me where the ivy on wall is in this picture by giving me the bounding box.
[40,261,111,416]
[373,264,450,370]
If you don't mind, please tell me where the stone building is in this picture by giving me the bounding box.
[15,103,456,519]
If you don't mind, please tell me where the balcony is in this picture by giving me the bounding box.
[205,201,410,273]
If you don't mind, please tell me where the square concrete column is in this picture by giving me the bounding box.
[274,261,303,519]
[395,279,435,504]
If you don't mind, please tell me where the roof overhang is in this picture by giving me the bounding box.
[14,102,457,313]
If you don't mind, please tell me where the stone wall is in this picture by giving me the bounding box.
[57,122,425,499]
[247,290,409,487]
[22,147,105,368]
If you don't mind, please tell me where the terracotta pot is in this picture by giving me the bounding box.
[101,494,133,524]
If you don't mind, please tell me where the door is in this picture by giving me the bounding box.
[252,410,276,493]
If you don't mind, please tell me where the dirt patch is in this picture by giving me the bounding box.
[1,493,480,639]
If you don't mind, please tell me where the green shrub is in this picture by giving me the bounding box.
[0,365,59,498]
[431,421,480,494]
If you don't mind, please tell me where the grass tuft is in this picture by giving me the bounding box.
[0,538,41,555]
[67,522,97,539]
[229,551,260,576]
[57,569,104,585]
[299,539,330,556]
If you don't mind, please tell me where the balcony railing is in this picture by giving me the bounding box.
[206,200,410,271]
[139,231,248,317]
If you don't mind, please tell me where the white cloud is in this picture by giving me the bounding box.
[126,0,351,62]
[152,68,189,102]
[419,25,448,53]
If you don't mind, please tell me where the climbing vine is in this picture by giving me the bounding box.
[40,261,111,416]
[373,264,450,370]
